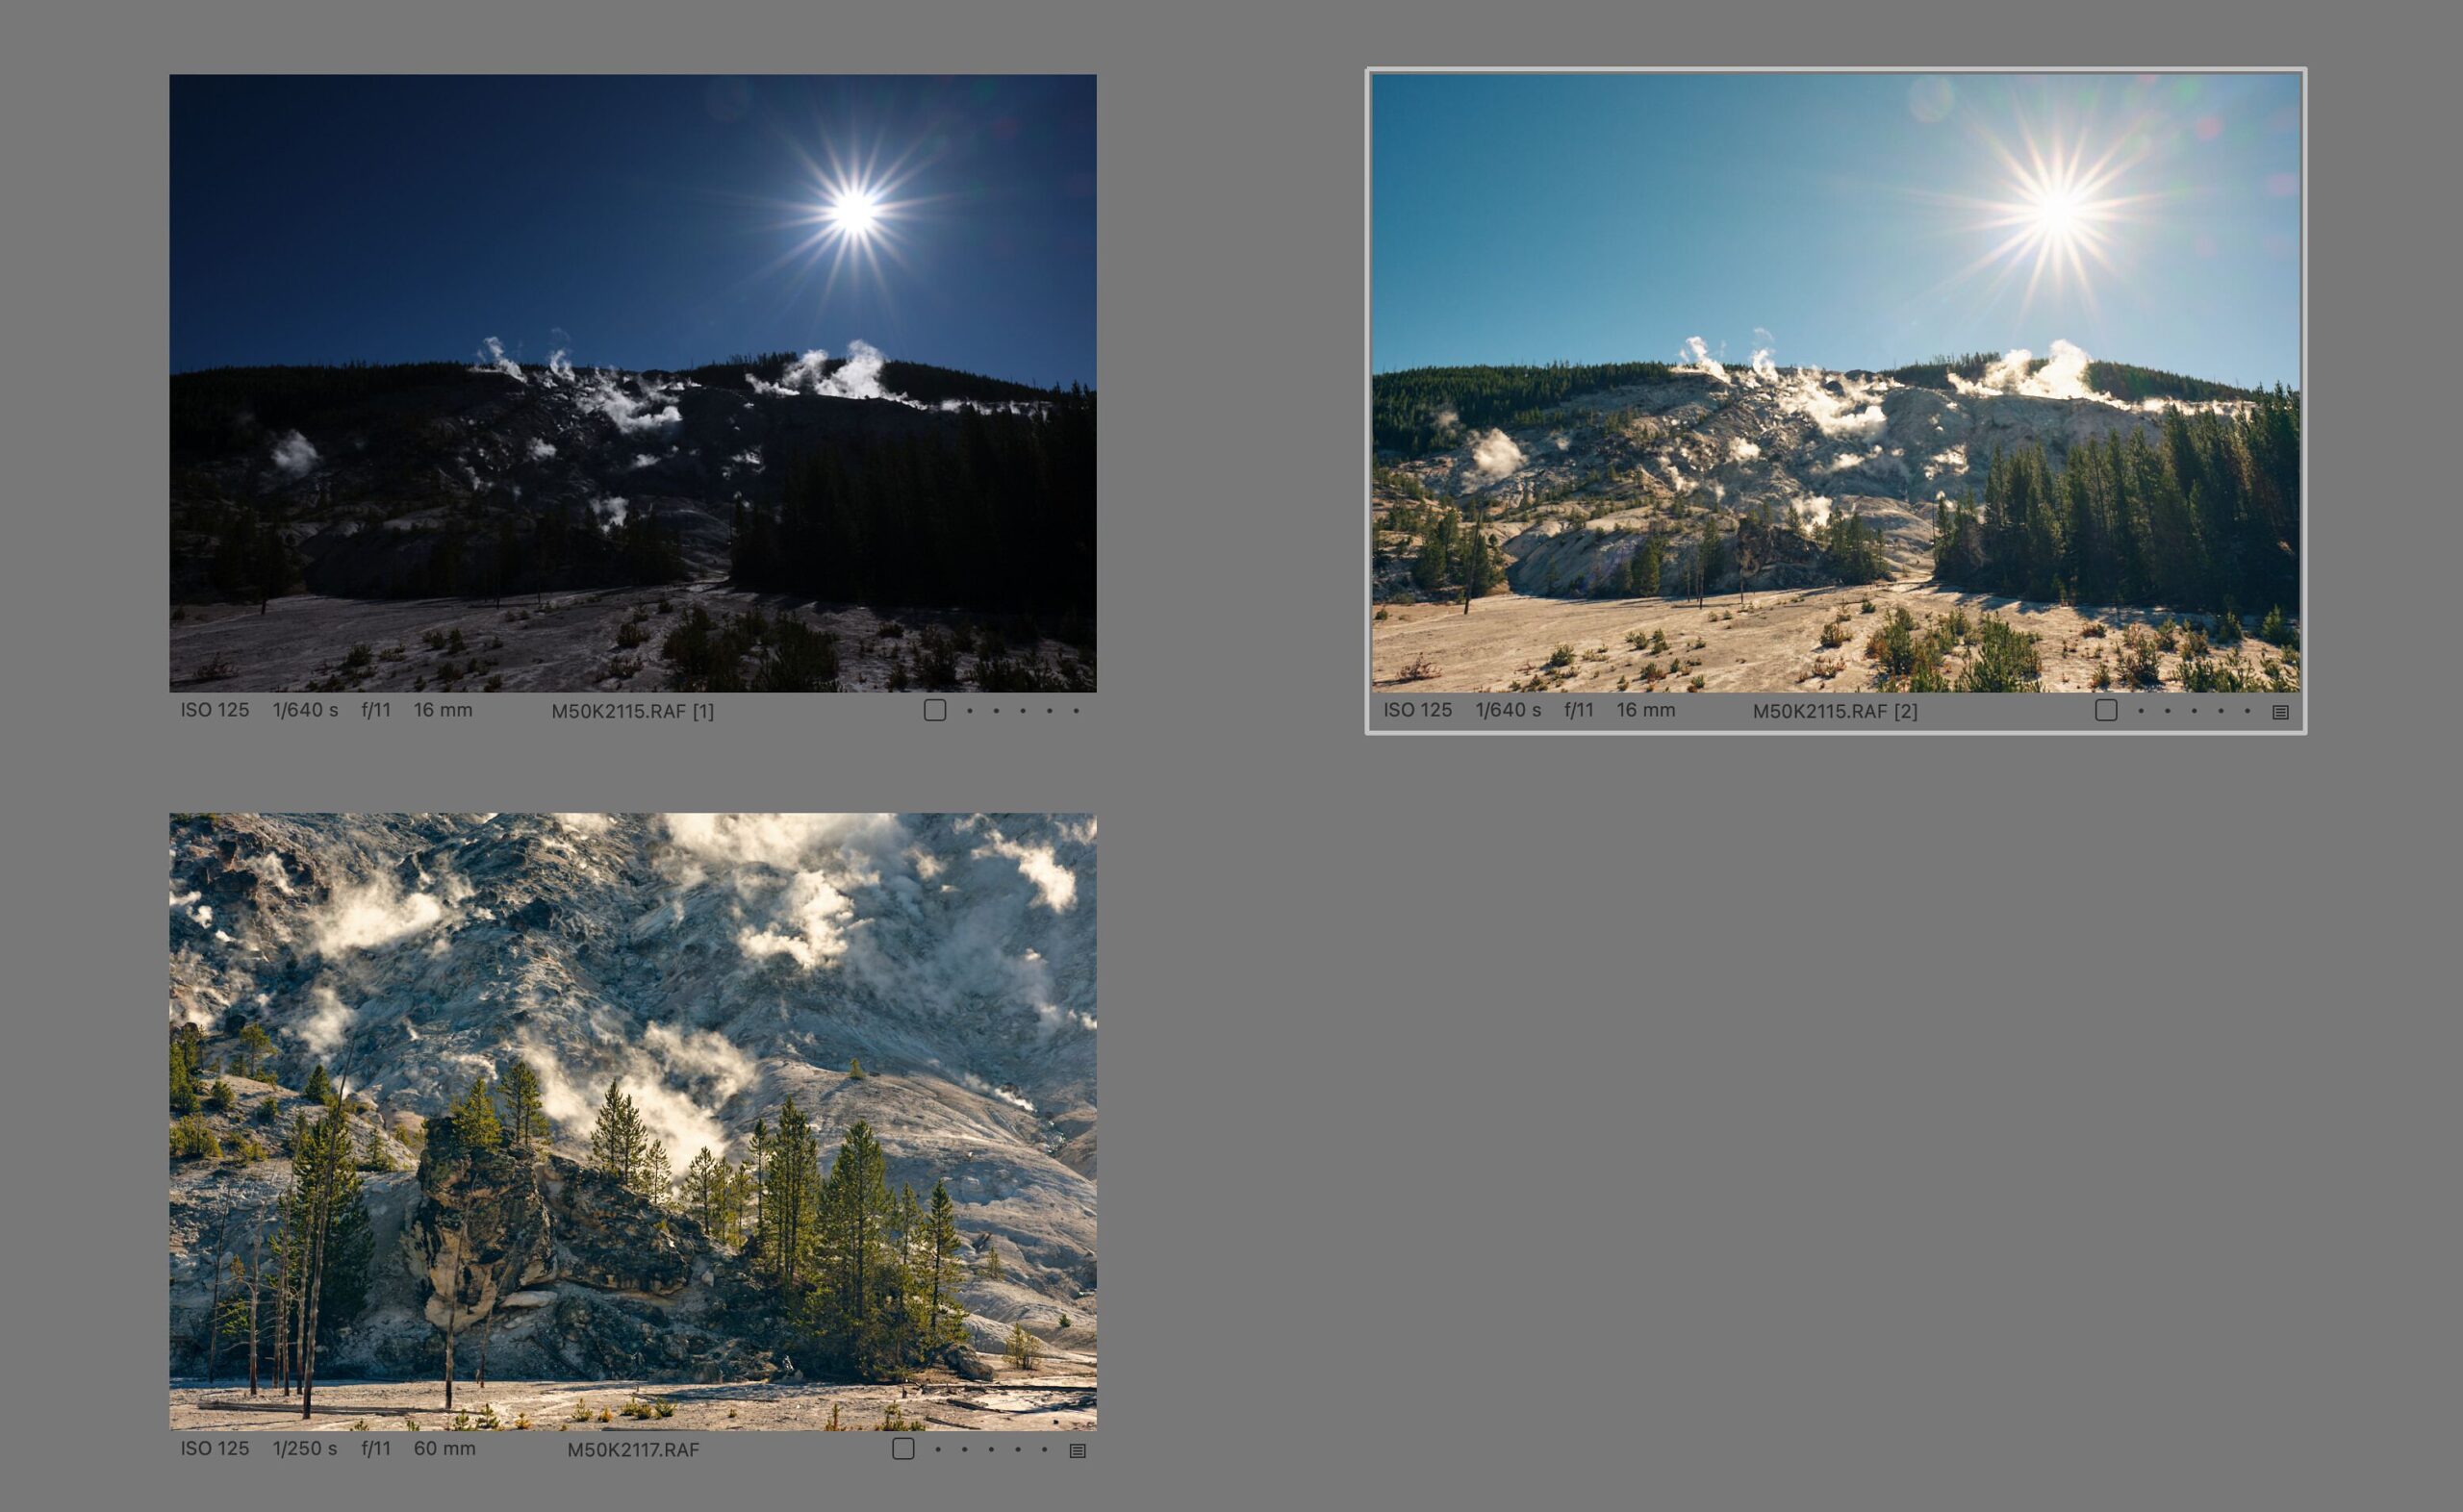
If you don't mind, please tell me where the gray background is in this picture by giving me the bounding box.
[6,3,2454,1509]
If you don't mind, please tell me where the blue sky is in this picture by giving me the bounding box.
[172,76,1096,385]
[1373,72,2300,388]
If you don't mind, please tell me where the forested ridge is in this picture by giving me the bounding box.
[729,388,1097,620]
[1933,388,2299,615]
[1371,361,1677,455]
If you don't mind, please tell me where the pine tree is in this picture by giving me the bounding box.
[237,1022,276,1080]
[749,1118,771,1263]
[171,1038,200,1115]
[848,1056,867,1080]
[640,1139,673,1206]
[761,1098,822,1288]
[588,1080,650,1189]
[303,1064,335,1107]
[497,1061,548,1151]
[453,1077,503,1151]
[808,1120,903,1374]
[922,1179,965,1347]
[683,1148,735,1243]
[1004,1321,1042,1370]
[1630,532,1664,599]
[288,1104,364,1419]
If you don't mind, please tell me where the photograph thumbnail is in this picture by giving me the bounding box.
[167,814,1095,1432]
[171,77,1096,693]
[1371,71,2301,698]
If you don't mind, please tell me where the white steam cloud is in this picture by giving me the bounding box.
[271,431,319,477]
[476,337,526,384]
[1679,336,1729,383]
[516,1036,738,1168]
[581,372,682,435]
[292,981,358,1055]
[311,875,447,955]
[527,439,558,460]
[1469,428,1525,480]
[660,814,908,972]
[976,832,1079,913]
[746,340,906,403]
[662,813,905,872]
[960,1071,1038,1114]
[243,853,293,895]
[1785,369,1891,440]
[740,869,858,970]
[1950,339,2097,400]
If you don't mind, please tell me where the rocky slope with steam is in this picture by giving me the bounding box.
[171,348,1048,600]
[1373,345,2261,600]
[168,813,1095,1385]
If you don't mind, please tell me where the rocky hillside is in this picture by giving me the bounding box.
[170,351,1056,601]
[1372,350,2261,599]
[168,813,1096,1380]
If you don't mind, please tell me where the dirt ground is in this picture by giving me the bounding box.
[169,581,1091,693]
[1372,581,2299,694]
[169,1354,1097,1432]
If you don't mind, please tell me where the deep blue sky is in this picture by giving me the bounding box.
[1374,72,2301,388]
[172,75,1096,385]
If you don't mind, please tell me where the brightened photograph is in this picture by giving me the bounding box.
[1370,71,2302,697]
[167,814,1095,1432]
[170,77,1095,693]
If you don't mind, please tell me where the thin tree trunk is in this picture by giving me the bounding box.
[244,1223,263,1396]
[202,1208,234,1386]
[272,1251,292,1396]
[299,1125,339,1420]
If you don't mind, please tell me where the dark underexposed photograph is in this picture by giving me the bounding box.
[167,814,1096,1432]
[169,77,1096,693]
[1371,71,2301,697]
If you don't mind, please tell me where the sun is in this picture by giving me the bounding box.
[1926,115,2168,323]
[2030,182,2082,239]
[758,142,941,310]
[826,189,880,239]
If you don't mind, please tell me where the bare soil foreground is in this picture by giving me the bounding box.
[170,581,1092,693]
[170,1357,1096,1432]
[1372,581,2299,695]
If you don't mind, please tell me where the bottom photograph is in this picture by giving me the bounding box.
[166,813,1096,1433]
